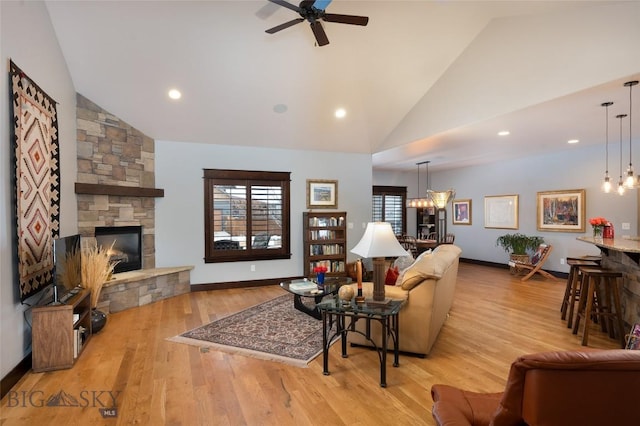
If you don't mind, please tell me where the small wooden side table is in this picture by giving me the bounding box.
[317,298,404,387]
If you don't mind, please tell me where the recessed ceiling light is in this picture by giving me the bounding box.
[498,130,510,136]
[168,89,182,100]
[568,139,579,144]
[335,108,346,119]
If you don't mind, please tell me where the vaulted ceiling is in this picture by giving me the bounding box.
[45,1,640,171]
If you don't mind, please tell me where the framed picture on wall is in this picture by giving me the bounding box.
[307,179,338,209]
[484,195,519,229]
[536,189,585,232]
[452,199,472,225]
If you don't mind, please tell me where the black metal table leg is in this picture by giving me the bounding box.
[322,310,330,376]
[380,316,388,387]
[393,314,400,368]
[293,294,323,320]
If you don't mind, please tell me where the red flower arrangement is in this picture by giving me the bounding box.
[589,217,608,227]
[313,265,328,274]
[589,217,609,237]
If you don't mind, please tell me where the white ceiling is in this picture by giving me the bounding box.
[44,0,640,172]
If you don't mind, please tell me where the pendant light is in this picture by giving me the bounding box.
[602,101,613,193]
[406,161,432,208]
[617,113,628,195]
[624,80,639,188]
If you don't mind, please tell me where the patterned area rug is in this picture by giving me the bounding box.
[168,294,337,367]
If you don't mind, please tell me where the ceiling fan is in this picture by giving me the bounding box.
[265,0,369,47]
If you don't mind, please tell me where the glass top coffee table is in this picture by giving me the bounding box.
[280,276,352,320]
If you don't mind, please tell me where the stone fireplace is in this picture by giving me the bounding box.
[75,94,191,313]
[75,94,156,267]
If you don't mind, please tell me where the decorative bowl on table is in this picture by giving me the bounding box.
[338,285,354,302]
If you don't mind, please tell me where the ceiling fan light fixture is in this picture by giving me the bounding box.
[265,0,369,46]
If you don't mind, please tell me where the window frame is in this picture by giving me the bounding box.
[204,169,291,263]
[372,185,407,235]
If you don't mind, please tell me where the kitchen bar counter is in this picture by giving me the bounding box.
[577,237,640,328]
[577,236,640,255]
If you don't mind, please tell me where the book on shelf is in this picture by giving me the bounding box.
[74,325,87,358]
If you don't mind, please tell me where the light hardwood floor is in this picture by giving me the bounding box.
[1,263,621,425]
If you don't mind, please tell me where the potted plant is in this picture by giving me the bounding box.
[496,233,545,264]
[81,241,118,333]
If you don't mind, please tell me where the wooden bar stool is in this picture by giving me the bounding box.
[572,266,625,348]
[561,258,599,328]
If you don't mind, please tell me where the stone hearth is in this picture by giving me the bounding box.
[96,266,193,314]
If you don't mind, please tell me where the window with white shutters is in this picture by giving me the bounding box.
[204,169,291,262]
[372,186,407,235]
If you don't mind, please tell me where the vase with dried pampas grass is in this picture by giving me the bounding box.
[81,241,118,310]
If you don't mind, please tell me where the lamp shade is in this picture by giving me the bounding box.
[351,222,409,258]
[427,189,455,209]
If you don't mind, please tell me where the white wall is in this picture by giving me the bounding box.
[1,1,77,377]
[155,141,372,284]
[382,2,640,152]
[376,144,638,274]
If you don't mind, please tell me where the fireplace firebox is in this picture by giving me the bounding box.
[94,226,142,273]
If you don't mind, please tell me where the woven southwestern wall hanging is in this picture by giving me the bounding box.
[10,60,60,301]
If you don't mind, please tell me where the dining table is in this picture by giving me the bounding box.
[415,239,438,254]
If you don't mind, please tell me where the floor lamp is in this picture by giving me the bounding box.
[351,222,409,305]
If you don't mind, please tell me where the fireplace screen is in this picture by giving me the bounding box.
[94,226,142,273]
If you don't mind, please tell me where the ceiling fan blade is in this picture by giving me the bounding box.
[256,2,280,20]
[323,13,369,26]
[312,0,333,11]
[310,21,329,46]
[267,0,301,14]
[265,18,304,34]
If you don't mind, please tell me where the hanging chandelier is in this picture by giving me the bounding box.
[624,80,638,189]
[601,101,613,193]
[427,189,456,209]
[406,161,433,208]
[617,113,628,195]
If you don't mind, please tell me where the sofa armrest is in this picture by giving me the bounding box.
[431,384,502,426]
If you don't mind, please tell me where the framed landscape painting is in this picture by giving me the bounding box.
[484,195,518,229]
[307,179,338,209]
[452,199,472,225]
[536,189,585,232]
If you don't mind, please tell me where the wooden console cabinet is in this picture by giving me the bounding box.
[31,289,92,372]
[303,211,347,277]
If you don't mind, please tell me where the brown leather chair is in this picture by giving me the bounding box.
[431,349,640,426]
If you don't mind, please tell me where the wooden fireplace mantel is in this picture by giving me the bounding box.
[75,183,164,198]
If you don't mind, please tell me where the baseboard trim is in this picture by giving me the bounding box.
[460,257,568,279]
[191,258,568,293]
[1,353,31,400]
[191,276,302,292]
